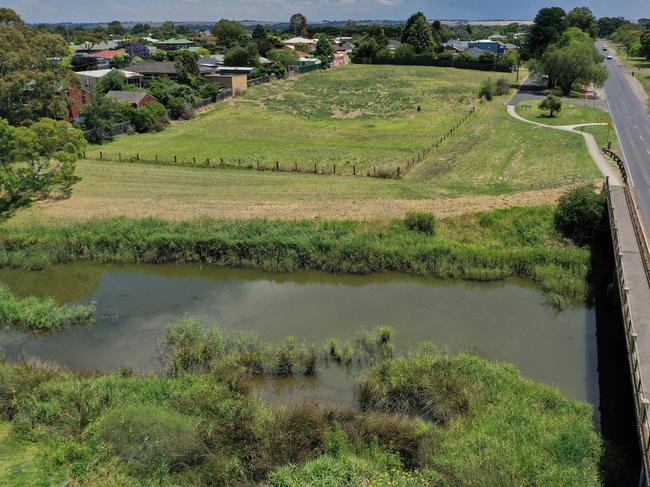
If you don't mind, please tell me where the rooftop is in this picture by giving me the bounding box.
[76,68,142,79]
[156,38,194,45]
[92,49,126,59]
[104,90,154,104]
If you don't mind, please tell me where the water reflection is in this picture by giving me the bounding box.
[0,263,598,405]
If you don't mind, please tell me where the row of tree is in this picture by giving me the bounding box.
[523,7,608,96]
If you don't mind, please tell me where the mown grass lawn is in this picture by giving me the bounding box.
[514,101,611,127]
[87,65,509,174]
[409,100,601,193]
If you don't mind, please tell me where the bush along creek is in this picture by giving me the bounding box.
[0,318,601,486]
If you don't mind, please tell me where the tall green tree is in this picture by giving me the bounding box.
[106,20,125,36]
[212,19,246,48]
[174,50,200,85]
[401,12,435,54]
[641,30,650,61]
[0,118,85,219]
[252,24,267,41]
[523,7,568,59]
[0,9,74,125]
[289,13,308,34]
[534,28,607,95]
[158,21,176,40]
[224,44,259,67]
[366,24,388,47]
[596,17,628,38]
[567,7,598,38]
[315,34,334,63]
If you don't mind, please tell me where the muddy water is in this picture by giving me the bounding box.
[0,263,598,405]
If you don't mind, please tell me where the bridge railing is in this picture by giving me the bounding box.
[606,178,650,482]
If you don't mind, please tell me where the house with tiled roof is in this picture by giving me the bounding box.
[104,90,158,108]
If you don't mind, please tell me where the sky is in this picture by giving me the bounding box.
[4,0,648,24]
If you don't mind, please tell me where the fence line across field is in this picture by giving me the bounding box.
[85,105,476,180]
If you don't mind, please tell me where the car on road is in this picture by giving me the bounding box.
[603,47,608,51]
[607,55,613,60]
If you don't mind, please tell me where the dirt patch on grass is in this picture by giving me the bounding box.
[28,186,579,223]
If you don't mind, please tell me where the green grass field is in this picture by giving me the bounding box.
[87,65,507,174]
[514,101,611,126]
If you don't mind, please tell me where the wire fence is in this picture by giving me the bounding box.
[84,105,477,180]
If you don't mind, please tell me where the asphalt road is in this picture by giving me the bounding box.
[599,41,650,235]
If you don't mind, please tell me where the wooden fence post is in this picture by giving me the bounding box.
[83,151,86,158]
[118,153,121,161]
[100,151,103,159]
[397,167,400,178]
[136,153,139,161]
[353,165,356,176]
[333,164,336,175]
[314,163,317,173]
[192,156,196,164]
[155,155,158,162]
[174,155,177,163]
[295,162,298,172]
[275,161,279,171]
[257,161,260,170]
[373,166,376,176]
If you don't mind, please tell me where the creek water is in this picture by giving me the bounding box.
[0,263,599,407]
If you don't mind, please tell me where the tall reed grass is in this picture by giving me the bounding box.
[0,206,591,307]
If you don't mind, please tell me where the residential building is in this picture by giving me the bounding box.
[127,61,213,84]
[104,90,158,108]
[333,52,350,67]
[387,39,401,52]
[443,40,469,53]
[283,37,318,49]
[155,38,196,51]
[465,47,490,59]
[467,40,505,56]
[76,68,143,92]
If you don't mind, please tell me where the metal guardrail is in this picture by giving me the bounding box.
[606,178,650,486]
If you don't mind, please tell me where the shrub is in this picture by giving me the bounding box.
[539,94,562,117]
[478,51,497,64]
[0,284,94,331]
[199,82,220,99]
[478,78,496,100]
[167,97,195,120]
[495,77,511,96]
[404,211,436,235]
[554,185,606,246]
[131,101,168,133]
[94,403,203,473]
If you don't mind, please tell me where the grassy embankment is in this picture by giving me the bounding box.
[0,319,602,486]
[1,206,590,308]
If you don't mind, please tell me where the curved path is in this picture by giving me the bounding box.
[506,104,621,185]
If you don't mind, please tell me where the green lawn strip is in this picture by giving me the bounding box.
[0,206,589,307]
[514,101,611,126]
[86,65,512,174]
[410,100,601,194]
